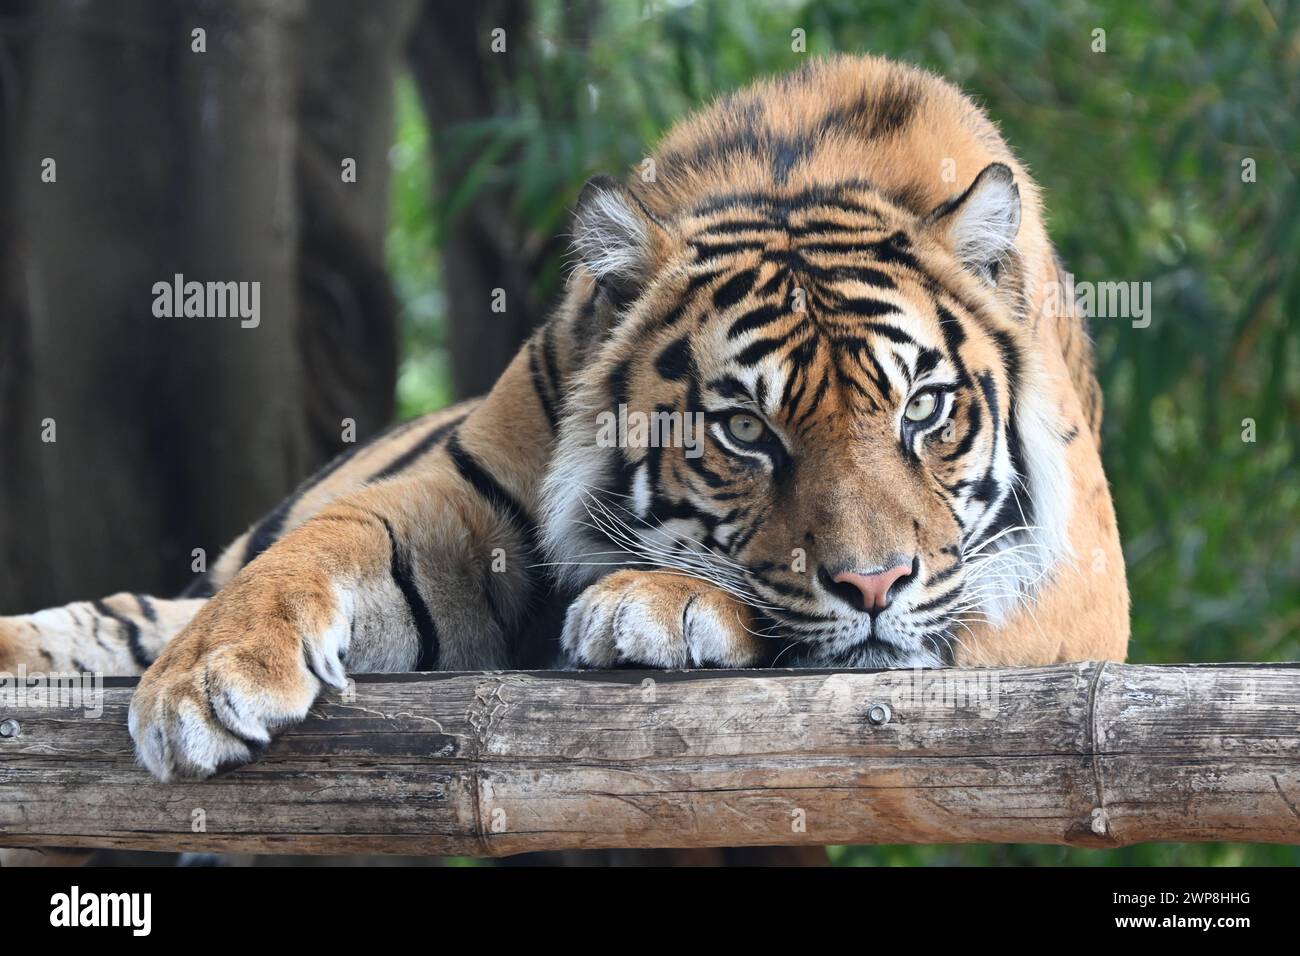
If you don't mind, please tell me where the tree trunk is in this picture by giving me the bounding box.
[0,0,413,610]
[407,0,541,399]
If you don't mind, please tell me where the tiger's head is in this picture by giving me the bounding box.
[541,57,1075,668]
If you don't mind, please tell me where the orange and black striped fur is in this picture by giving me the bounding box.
[0,56,1128,781]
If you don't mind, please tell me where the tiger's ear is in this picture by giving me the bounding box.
[927,162,1021,284]
[571,175,661,301]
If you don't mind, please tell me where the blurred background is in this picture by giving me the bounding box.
[1,0,1297,865]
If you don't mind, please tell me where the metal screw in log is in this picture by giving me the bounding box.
[0,719,19,738]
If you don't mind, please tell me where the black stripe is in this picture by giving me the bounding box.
[752,571,815,601]
[735,334,794,366]
[381,517,439,671]
[446,432,540,548]
[242,414,457,569]
[988,328,1033,527]
[788,218,878,236]
[726,303,784,340]
[695,217,777,234]
[925,559,964,588]
[799,262,897,289]
[713,268,759,308]
[818,78,922,142]
[243,440,368,566]
[935,302,974,391]
[766,604,838,626]
[858,344,896,402]
[654,335,693,381]
[705,375,752,401]
[981,493,1024,549]
[915,347,942,378]
[862,235,921,269]
[691,239,768,259]
[179,572,215,599]
[792,374,831,432]
[891,351,912,383]
[921,630,958,667]
[93,599,153,669]
[541,322,565,404]
[367,414,467,484]
[837,297,901,319]
[943,399,982,461]
[798,240,892,254]
[969,372,1002,504]
[609,358,632,411]
[527,343,560,429]
[134,594,158,623]
[689,183,887,220]
[91,614,111,651]
[683,448,729,488]
[910,584,963,615]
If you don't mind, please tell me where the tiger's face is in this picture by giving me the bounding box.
[545,164,1070,668]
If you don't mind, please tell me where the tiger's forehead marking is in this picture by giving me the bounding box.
[660,191,1010,402]
[650,64,928,196]
[679,182,897,240]
[629,177,1014,444]
[682,263,953,435]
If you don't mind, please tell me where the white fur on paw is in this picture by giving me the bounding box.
[302,591,352,691]
[680,595,761,667]
[127,593,352,783]
[561,582,761,668]
[129,665,315,783]
[128,689,257,783]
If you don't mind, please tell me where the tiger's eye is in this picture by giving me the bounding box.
[904,389,939,423]
[727,412,766,443]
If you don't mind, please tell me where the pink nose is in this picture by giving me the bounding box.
[832,564,913,614]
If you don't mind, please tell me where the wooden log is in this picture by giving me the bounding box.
[0,663,1297,855]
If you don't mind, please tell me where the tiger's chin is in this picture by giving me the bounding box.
[777,636,946,670]
[770,607,962,670]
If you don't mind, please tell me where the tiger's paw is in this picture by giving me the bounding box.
[561,570,771,669]
[0,617,24,672]
[127,581,350,782]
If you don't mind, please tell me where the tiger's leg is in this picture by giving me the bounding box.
[0,406,473,678]
[124,359,549,782]
[126,460,537,781]
[0,594,205,676]
[128,526,773,781]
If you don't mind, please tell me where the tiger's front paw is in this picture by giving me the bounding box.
[128,577,350,782]
[561,570,771,668]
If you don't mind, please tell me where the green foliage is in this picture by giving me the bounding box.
[386,0,1300,865]
[388,76,455,417]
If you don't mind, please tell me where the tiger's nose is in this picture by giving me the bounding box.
[821,561,916,615]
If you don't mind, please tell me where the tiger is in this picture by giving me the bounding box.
[0,54,1128,783]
